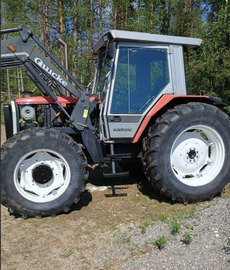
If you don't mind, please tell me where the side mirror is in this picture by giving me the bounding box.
[106,42,116,60]
[86,59,92,74]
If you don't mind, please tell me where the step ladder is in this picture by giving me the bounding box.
[103,144,129,197]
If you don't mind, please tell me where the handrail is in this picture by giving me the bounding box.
[1,26,22,34]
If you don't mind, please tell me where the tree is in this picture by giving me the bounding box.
[72,0,79,80]
[58,0,65,65]
[190,0,230,110]
[0,0,229,111]
[39,0,49,48]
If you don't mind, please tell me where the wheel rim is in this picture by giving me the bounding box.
[170,125,225,187]
[14,149,71,203]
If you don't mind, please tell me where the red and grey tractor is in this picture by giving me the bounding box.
[1,26,230,217]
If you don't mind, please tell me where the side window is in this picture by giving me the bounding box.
[111,47,169,114]
[94,58,112,95]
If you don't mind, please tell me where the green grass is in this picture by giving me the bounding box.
[139,221,152,234]
[227,238,230,247]
[224,238,230,255]
[60,248,73,258]
[1,104,5,124]
[153,236,167,250]
[222,183,230,198]
[185,224,194,230]
[182,232,192,245]
[171,219,181,235]
[114,232,131,245]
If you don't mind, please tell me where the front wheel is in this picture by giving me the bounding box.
[144,103,230,203]
[1,128,88,217]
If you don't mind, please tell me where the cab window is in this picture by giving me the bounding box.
[111,47,170,114]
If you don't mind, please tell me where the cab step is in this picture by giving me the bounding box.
[103,144,129,197]
[103,171,129,178]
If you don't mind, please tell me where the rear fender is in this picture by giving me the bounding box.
[132,95,226,143]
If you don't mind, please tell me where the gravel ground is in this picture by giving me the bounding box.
[86,197,230,270]
[1,190,230,270]
[119,198,230,270]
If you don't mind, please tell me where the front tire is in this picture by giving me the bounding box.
[144,103,230,203]
[1,128,88,217]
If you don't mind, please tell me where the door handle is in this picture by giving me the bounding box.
[110,116,121,122]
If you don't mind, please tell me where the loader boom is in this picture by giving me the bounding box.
[1,27,83,97]
[1,26,93,131]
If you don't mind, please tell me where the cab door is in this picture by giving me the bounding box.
[105,44,172,141]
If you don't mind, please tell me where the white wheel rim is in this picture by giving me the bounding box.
[170,125,225,187]
[14,149,71,203]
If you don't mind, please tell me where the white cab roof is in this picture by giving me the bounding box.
[93,30,202,54]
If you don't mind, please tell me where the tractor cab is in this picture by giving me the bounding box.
[92,30,202,142]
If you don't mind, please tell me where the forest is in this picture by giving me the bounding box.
[1,0,230,113]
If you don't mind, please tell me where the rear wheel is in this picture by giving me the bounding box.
[143,103,230,203]
[1,128,88,217]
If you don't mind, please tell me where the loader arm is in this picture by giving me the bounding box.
[1,26,92,131]
[1,26,83,98]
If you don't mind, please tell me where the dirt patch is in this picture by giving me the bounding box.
[0,180,197,270]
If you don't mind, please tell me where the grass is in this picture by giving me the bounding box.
[182,232,192,245]
[185,224,194,230]
[227,238,230,247]
[139,221,151,234]
[158,214,168,222]
[185,224,194,231]
[153,236,167,250]
[225,238,230,254]
[115,232,131,245]
[84,181,203,230]
[171,219,181,235]
[222,183,230,198]
[60,248,74,258]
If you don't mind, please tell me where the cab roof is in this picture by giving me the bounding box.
[93,30,202,55]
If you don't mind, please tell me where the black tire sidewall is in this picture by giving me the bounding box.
[149,104,230,201]
[1,129,87,216]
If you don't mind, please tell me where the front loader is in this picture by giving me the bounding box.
[1,26,230,218]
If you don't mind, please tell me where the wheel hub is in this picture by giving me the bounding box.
[14,150,71,203]
[170,126,225,187]
[185,147,200,163]
[172,134,208,174]
[187,149,197,160]
[32,165,53,184]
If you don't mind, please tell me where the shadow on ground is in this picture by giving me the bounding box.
[86,164,172,204]
[69,190,93,212]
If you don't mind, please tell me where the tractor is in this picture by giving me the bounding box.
[1,26,230,217]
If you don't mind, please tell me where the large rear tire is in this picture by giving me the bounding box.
[1,128,88,217]
[143,103,230,203]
